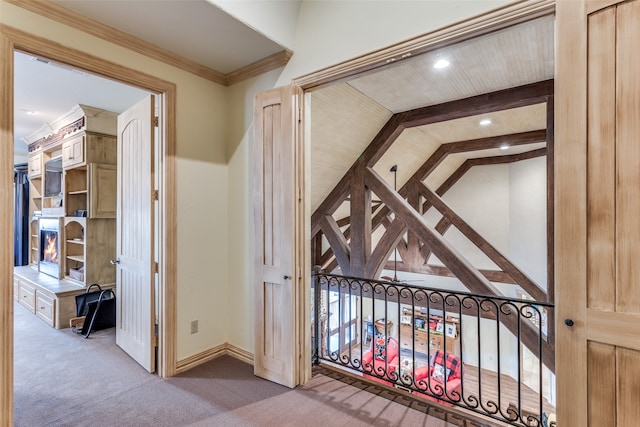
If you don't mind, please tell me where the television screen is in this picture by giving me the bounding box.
[43,158,63,198]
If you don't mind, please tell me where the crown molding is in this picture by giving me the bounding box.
[226,49,292,86]
[7,0,228,84]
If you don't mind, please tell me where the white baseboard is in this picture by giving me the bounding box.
[175,343,254,374]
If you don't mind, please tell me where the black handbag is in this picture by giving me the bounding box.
[75,284,103,317]
[80,289,116,338]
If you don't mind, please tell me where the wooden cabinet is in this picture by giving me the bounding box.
[14,267,108,329]
[62,134,85,169]
[61,131,116,170]
[399,307,460,356]
[17,280,36,313]
[35,292,55,326]
[64,217,116,286]
[28,152,42,178]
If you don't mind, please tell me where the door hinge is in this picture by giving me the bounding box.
[153,116,159,127]
[154,262,159,274]
[153,190,159,201]
[298,186,302,202]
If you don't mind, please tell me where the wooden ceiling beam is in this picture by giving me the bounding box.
[365,218,407,279]
[319,215,351,275]
[401,79,554,129]
[448,130,547,154]
[363,166,501,296]
[312,81,553,226]
[383,261,514,284]
[416,181,547,302]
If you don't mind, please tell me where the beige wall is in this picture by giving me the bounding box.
[0,0,230,361]
[225,0,517,354]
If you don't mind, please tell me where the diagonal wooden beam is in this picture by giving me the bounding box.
[365,167,554,371]
[312,114,407,228]
[365,218,407,279]
[363,166,501,295]
[416,181,547,302]
[319,215,351,275]
[448,130,547,154]
[312,81,553,228]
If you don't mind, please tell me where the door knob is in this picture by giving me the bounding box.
[564,318,574,327]
[110,258,120,265]
[283,275,290,280]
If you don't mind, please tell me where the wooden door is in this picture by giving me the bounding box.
[556,1,640,424]
[253,85,303,388]
[116,95,156,373]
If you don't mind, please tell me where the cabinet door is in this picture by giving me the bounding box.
[28,153,42,178]
[62,135,85,169]
[35,292,55,327]
[88,163,117,218]
[18,283,36,313]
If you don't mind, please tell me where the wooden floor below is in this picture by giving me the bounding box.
[328,347,556,424]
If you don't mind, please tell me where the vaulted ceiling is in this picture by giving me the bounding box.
[309,14,554,213]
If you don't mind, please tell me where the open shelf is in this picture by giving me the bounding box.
[66,255,85,262]
[68,189,88,195]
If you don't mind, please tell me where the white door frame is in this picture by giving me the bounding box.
[0,25,178,425]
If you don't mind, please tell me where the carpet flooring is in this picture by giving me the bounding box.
[13,301,483,426]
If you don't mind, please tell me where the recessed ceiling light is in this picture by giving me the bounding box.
[433,59,450,69]
[500,144,510,150]
[479,119,492,126]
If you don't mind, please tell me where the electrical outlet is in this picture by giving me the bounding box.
[190,320,198,334]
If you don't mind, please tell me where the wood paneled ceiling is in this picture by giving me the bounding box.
[310,15,554,212]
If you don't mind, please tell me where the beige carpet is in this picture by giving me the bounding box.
[14,301,480,426]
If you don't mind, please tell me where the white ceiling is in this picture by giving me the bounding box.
[13,0,293,161]
[53,0,288,74]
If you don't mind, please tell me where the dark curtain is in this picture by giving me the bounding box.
[14,164,29,266]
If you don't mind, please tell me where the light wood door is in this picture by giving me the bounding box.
[253,85,302,388]
[557,1,640,424]
[116,95,156,373]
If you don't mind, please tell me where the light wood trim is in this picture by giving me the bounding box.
[0,32,14,427]
[7,0,291,86]
[615,0,640,314]
[586,0,626,14]
[587,342,616,426]
[587,309,640,352]
[226,344,255,365]
[555,1,589,425]
[294,0,555,90]
[175,343,254,374]
[587,8,616,312]
[0,25,178,382]
[5,0,227,85]
[226,50,293,86]
[160,83,178,378]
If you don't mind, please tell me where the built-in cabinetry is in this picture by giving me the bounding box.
[14,266,114,329]
[21,105,118,315]
[399,307,460,356]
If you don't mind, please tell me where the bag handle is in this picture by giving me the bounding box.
[85,283,103,294]
[97,289,115,302]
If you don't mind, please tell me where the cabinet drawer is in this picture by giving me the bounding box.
[62,135,85,169]
[36,292,55,327]
[18,283,36,313]
[28,153,42,178]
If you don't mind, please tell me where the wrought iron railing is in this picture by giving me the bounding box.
[312,273,556,427]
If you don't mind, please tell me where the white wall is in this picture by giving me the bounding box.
[209,0,301,50]
[226,68,285,352]
[509,156,547,289]
[226,0,518,354]
[1,1,231,361]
